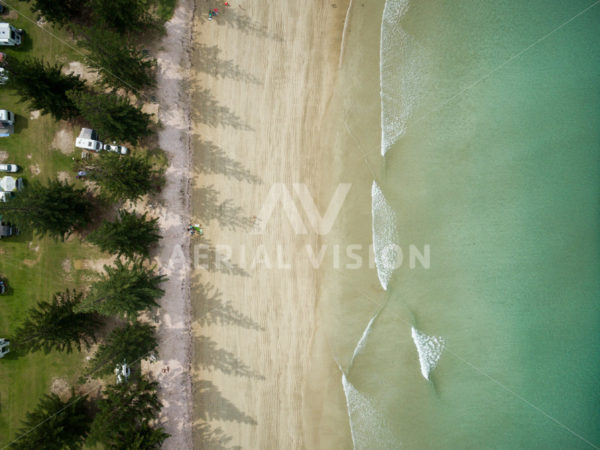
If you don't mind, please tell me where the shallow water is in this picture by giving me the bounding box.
[322,0,600,447]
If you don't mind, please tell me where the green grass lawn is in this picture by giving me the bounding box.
[0,5,104,445]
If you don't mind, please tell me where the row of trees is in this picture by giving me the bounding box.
[5,2,172,447]
[0,152,163,241]
[3,56,153,143]
[12,378,168,449]
[26,0,157,34]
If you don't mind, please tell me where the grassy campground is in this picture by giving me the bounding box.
[0,1,175,444]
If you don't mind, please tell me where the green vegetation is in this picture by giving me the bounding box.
[91,0,153,34]
[88,210,161,258]
[78,26,156,94]
[0,1,171,446]
[12,290,101,354]
[2,57,85,120]
[78,152,161,201]
[27,0,88,25]
[68,90,152,143]
[11,391,91,449]
[0,179,94,240]
[156,0,177,22]
[78,259,166,318]
[88,377,169,448]
[86,321,157,377]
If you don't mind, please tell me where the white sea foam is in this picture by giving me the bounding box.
[380,0,425,155]
[371,181,398,290]
[411,327,445,380]
[342,374,398,449]
[349,313,377,369]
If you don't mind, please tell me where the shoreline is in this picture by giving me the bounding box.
[153,0,195,448]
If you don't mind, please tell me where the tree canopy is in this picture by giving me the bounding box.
[67,89,152,143]
[3,57,85,120]
[11,391,91,450]
[13,290,102,355]
[90,0,153,34]
[88,210,161,258]
[77,26,155,93]
[77,259,166,318]
[0,179,93,240]
[87,377,168,448]
[28,0,89,25]
[77,152,160,202]
[86,321,157,377]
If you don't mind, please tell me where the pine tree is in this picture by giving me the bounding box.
[3,57,85,120]
[77,26,155,94]
[86,321,157,377]
[13,290,102,354]
[28,0,90,26]
[11,391,91,449]
[67,90,152,143]
[90,0,152,34]
[77,259,166,318]
[88,210,161,258]
[87,377,168,448]
[78,152,160,202]
[0,179,93,240]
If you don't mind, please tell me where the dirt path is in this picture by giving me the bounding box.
[152,0,195,448]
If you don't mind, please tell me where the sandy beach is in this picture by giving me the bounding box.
[187,0,352,447]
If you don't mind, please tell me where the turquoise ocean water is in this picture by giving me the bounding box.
[337,0,600,448]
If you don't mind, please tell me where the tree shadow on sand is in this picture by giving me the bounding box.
[195,184,254,231]
[195,335,264,380]
[192,235,249,277]
[195,421,242,450]
[191,88,252,130]
[195,282,262,330]
[198,8,282,42]
[192,43,262,84]
[193,378,257,424]
[193,138,262,184]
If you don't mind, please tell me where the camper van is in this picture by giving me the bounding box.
[75,128,103,152]
[0,23,22,46]
[0,109,14,137]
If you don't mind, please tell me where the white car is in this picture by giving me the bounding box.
[103,144,128,155]
[0,163,18,172]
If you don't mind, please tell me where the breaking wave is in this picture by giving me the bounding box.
[371,181,398,290]
[342,373,398,449]
[380,0,426,155]
[411,327,445,380]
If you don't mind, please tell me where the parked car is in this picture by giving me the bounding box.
[103,143,129,155]
[0,280,6,294]
[0,164,18,172]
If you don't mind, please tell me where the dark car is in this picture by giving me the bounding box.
[0,280,6,294]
